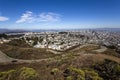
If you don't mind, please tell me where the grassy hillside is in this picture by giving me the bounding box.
[0,41,120,80]
[0,55,119,80]
[0,39,60,60]
[0,44,59,60]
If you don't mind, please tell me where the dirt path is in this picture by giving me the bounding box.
[93,46,107,53]
[46,44,107,54]
[0,44,119,65]
[47,49,63,54]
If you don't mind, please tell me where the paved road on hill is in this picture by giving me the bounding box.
[93,46,107,53]
[0,50,53,64]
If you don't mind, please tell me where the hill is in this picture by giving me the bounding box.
[0,29,29,33]
[0,42,120,80]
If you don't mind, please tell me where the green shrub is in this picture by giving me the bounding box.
[66,76,73,80]
[83,69,103,80]
[94,59,120,80]
[69,67,85,77]
[18,67,39,80]
[0,70,16,80]
[51,68,60,75]
[63,67,102,80]
[0,67,39,80]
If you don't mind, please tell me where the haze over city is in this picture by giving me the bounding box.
[0,0,120,29]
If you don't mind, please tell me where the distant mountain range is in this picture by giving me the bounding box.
[93,28,120,32]
[0,29,29,33]
[0,28,120,33]
[27,28,120,32]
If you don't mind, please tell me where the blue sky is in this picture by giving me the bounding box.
[0,0,120,29]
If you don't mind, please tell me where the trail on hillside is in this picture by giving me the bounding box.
[0,44,119,65]
[0,50,53,64]
[93,46,107,53]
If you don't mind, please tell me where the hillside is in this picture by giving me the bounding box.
[0,41,120,80]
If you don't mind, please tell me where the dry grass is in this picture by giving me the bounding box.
[101,48,120,58]
[80,44,100,51]
[0,43,120,80]
[0,44,59,60]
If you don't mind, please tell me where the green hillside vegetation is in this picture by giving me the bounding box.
[0,67,39,80]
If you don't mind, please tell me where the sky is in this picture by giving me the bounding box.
[0,0,120,29]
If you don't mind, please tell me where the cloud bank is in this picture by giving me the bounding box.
[16,11,61,23]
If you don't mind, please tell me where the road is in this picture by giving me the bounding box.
[0,50,53,64]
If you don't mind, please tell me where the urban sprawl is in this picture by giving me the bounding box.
[1,30,120,51]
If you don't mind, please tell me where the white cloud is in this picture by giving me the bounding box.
[39,12,60,22]
[16,11,35,23]
[0,16,9,21]
[16,11,61,23]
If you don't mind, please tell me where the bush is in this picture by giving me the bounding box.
[94,59,120,80]
[66,76,73,80]
[51,68,60,75]
[0,67,39,80]
[84,69,103,80]
[63,67,102,80]
[18,67,39,80]
[51,68,61,80]
[0,33,7,39]
[0,70,16,80]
